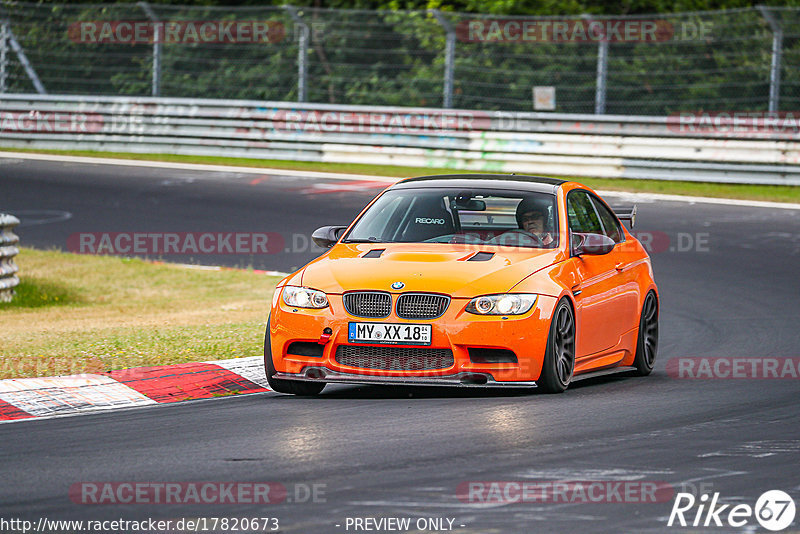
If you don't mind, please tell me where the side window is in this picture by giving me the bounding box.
[591,196,624,243]
[566,191,602,234]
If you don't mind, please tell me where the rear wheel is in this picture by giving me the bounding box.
[632,291,659,376]
[538,299,576,393]
[264,316,326,396]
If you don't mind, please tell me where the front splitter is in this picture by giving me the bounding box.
[273,368,537,388]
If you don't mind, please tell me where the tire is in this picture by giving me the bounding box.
[632,291,659,376]
[538,299,576,393]
[264,316,326,396]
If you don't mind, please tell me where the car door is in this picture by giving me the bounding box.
[589,194,641,337]
[566,190,626,359]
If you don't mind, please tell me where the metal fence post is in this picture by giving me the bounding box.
[0,22,8,93]
[0,10,46,94]
[758,6,782,113]
[138,1,161,97]
[285,6,308,102]
[431,10,455,109]
[595,40,609,115]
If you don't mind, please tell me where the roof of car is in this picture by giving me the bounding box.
[394,174,567,193]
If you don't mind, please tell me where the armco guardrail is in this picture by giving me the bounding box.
[0,214,21,303]
[1,94,800,185]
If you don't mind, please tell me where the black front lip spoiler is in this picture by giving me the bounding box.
[273,368,537,388]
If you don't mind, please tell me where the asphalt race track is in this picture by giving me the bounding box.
[0,156,390,272]
[1,156,799,533]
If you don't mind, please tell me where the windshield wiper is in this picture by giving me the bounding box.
[343,237,384,243]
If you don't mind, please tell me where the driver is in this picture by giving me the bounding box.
[516,199,555,246]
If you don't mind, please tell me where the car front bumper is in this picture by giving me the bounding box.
[273,368,537,388]
[268,293,558,385]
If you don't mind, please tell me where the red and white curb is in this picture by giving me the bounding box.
[0,356,270,423]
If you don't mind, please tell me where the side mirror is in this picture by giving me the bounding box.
[572,232,616,256]
[311,225,347,248]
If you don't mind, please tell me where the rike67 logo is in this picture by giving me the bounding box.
[668,490,796,531]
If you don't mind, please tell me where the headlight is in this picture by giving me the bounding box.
[466,294,537,315]
[282,286,329,309]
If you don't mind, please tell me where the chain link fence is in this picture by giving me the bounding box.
[1,2,799,115]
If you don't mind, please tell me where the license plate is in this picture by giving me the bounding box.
[348,322,432,346]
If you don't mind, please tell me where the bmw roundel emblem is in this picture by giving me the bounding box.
[391,281,405,290]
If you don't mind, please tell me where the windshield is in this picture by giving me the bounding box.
[344,188,559,249]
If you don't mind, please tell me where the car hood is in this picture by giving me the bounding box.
[299,243,564,298]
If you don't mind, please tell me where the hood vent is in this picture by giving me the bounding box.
[362,249,385,258]
[467,252,494,262]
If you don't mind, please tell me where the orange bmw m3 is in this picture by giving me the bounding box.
[264,175,658,395]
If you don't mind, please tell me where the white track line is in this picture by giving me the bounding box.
[0,151,396,182]
[598,190,800,210]
[2,151,798,210]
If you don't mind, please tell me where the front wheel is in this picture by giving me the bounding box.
[632,291,659,376]
[538,299,576,393]
[264,316,325,396]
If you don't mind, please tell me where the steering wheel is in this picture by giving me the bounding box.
[496,228,543,247]
[422,234,455,243]
[448,233,484,245]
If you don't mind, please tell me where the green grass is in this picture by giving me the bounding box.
[0,322,265,378]
[0,247,279,379]
[2,147,799,204]
[2,278,82,308]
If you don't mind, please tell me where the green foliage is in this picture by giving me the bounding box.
[26,0,800,14]
[3,2,799,113]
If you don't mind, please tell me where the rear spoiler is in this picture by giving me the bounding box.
[613,205,636,228]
